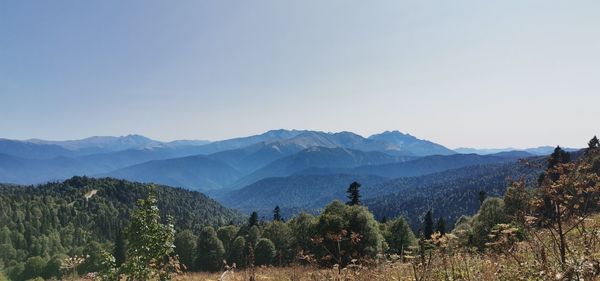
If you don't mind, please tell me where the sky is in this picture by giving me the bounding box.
[1,1,599,149]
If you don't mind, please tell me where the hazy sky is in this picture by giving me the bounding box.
[1,1,598,148]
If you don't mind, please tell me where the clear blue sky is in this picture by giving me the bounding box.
[1,0,598,148]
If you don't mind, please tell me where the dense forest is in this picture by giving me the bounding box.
[0,177,242,280]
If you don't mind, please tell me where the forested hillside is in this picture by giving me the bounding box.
[219,158,546,228]
[0,177,242,280]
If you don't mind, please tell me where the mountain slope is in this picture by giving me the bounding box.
[0,139,76,159]
[183,129,308,155]
[209,141,306,174]
[0,153,105,184]
[0,176,243,274]
[299,153,525,179]
[455,146,581,156]
[364,160,545,229]
[100,155,243,191]
[368,131,455,156]
[231,147,407,188]
[218,174,389,213]
[28,134,164,154]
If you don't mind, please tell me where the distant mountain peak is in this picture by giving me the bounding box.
[368,131,454,156]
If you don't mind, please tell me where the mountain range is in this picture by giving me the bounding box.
[0,129,574,193]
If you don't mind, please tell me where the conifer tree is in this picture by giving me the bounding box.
[273,206,282,221]
[113,228,126,267]
[423,209,434,239]
[346,181,361,206]
[380,215,388,223]
[248,212,259,227]
[436,217,446,236]
[588,135,599,152]
[478,190,487,206]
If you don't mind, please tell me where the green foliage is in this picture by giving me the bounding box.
[217,225,238,255]
[381,216,416,254]
[314,201,384,265]
[262,221,292,265]
[254,239,276,266]
[471,198,508,248]
[79,241,106,274]
[246,225,261,247]
[287,212,317,255]
[174,230,197,270]
[228,236,246,268]
[195,226,224,272]
[42,254,65,280]
[422,209,434,239]
[122,191,177,280]
[113,229,126,267]
[0,177,242,278]
[21,256,46,281]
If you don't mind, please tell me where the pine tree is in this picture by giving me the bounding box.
[380,215,388,224]
[273,206,282,221]
[588,136,599,152]
[436,217,446,236]
[478,190,487,206]
[423,209,434,239]
[113,228,126,267]
[248,212,259,227]
[346,181,361,206]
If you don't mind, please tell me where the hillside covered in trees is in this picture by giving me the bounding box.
[0,177,243,280]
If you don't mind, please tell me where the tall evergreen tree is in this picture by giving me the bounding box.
[248,211,259,227]
[273,206,282,222]
[113,228,126,267]
[588,136,599,152]
[478,190,487,206]
[436,217,446,236]
[423,209,434,239]
[346,181,361,206]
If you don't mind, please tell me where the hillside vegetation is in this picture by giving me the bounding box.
[0,177,242,280]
